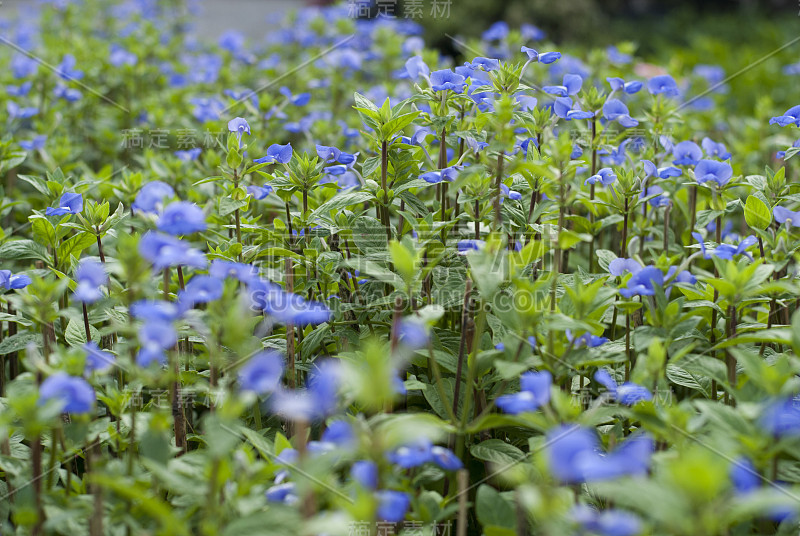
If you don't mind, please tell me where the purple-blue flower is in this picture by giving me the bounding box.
[553,97,593,121]
[137,321,177,367]
[585,168,617,187]
[39,373,95,414]
[594,369,652,405]
[521,46,561,66]
[177,275,223,309]
[83,341,115,374]
[774,206,800,228]
[770,105,800,127]
[351,460,378,490]
[376,490,410,523]
[672,141,702,166]
[227,117,251,146]
[572,505,643,536]
[45,192,83,216]
[138,232,207,270]
[0,270,32,290]
[608,258,643,277]
[133,181,174,214]
[603,99,638,128]
[157,201,207,235]
[547,426,653,483]
[694,159,733,187]
[254,143,293,165]
[606,77,642,94]
[543,74,583,97]
[647,75,679,97]
[619,266,664,298]
[238,351,284,395]
[175,148,202,162]
[430,69,466,93]
[74,259,107,303]
[701,137,731,160]
[19,135,47,151]
[496,370,552,414]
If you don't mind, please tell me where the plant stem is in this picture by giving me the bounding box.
[452,280,473,419]
[82,303,92,342]
[96,234,106,263]
[493,151,505,229]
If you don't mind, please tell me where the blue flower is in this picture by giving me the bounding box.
[45,192,83,216]
[640,185,671,208]
[521,23,546,41]
[19,135,47,151]
[39,373,95,414]
[594,369,652,405]
[547,426,653,483]
[247,184,273,199]
[109,44,137,67]
[692,232,757,261]
[776,139,800,159]
[279,86,310,107]
[430,69,466,93]
[567,330,609,348]
[672,141,702,166]
[553,97,593,121]
[53,83,81,102]
[603,99,638,128]
[227,117,250,147]
[11,53,38,78]
[7,81,33,97]
[265,483,297,504]
[256,287,332,325]
[137,321,177,367]
[585,167,617,187]
[694,159,733,187]
[83,341,115,374]
[190,97,224,122]
[57,54,84,81]
[431,446,463,470]
[397,319,429,350]
[0,270,32,290]
[133,181,174,214]
[643,160,681,179]
[729,455,796,521]
[701,137,731,160]
[759,397,800,437]
[351,460,378,490]
[270,360,342,420]
[138,232,207,270]
[254,143,293,164]
[619,266,664,298]
[238,351,284,395]
[457,239,485,253]
[572,505,642,536]
[174,148,201,161]
[130,300,180,323]
[769,105,800,127]
[467,57,500,72]
[521,46,561,66]
[607,77,642,95]
[177,275,223,309]
[599,140,630,166]
[647,75,679,97]
[543,74,583,97]
[74,259,107,304]
[376,490,410,523]
[210,260,258,283]
[482,21,509,41]
[774,206,800,228]
[496,370,552,414]
[608,258,643,276]
[157,201,207,235]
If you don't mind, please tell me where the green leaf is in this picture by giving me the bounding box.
[57,232,96,263]
[475,484,516,530]
[0,333,41,354]
[470,439,526,466]
[65,318,100,347]
[311,191,373,219]
[0,239,50,263]
[219,197,249,217]
[744,195,771,230]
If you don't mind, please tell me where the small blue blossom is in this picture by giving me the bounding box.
[585,168,617,186]
[0,270,32,290]
[603,99,638,127]
[255,143,293,164]
[430,69,466,93]
[74,260,107,304]
[138,232,207,270]
[45,192,83,216]
[543,74,582,97]
[133,181,174,214]
[647,74,679,97]
[701,137,731,160]
[39,373,95,414]
[672,141,702,166]
[594,369,652,406]
[769,105,800,127]
[376,490,410,523]
[157,201,207,236]
[694,159,733,186]
[238,351,284,395]
[619,266,664,298]
[83,341,115,374]
[496,370,552,414]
